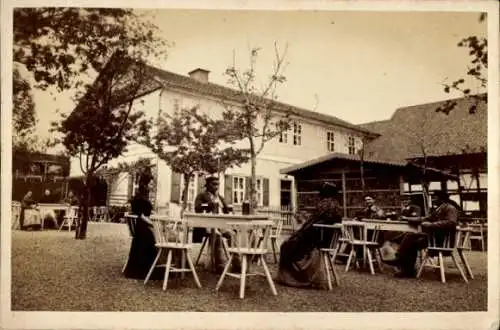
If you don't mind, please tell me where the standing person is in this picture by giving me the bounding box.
[392,191,460,278]
[276,182,343,289]
[123,173,164,280]
[193,175,237,273]
[20,190,39,230]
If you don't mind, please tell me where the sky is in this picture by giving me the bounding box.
[32,8,487,143]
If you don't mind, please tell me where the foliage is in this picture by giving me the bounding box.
[51,53,162,239]
[437,14,487,114]
[136,105,249,211]
[13,8,168,92]
[222,43,290,213]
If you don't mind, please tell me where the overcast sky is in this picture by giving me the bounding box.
[33,8,487,142]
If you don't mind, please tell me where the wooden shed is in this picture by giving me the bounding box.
[280,153,458,218]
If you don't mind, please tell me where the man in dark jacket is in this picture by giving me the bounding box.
[193,175,237,272]
[393,191,459,277]
[401,196,422,218]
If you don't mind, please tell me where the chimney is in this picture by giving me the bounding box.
[188,68,210,83]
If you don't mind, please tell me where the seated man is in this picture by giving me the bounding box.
[361,196,386,220]
[194,175,238,273]
[392,191,460,278]
[401,196,422,218]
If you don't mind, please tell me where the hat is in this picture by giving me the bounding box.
[319,182,339,198]
[434,190,449,200]
[364,196,374,202]
[205,175,219,185]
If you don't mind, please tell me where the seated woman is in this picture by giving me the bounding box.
[123,174,165,280]
[276,182,342,289]
[20,190,40,230]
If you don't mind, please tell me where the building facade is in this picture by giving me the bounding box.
[70,66,376,211]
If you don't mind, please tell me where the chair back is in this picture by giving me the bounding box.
[342,221,367,241]
[168,203,183,220]
[124,213,138,238]
[326,224,343,250]
[427,230,456,249]
[149,215,186,247]
[66,206,79,218]
[227,221,274,253]
[270,214,284,238]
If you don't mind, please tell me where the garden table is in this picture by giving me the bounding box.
[150,213,270,276]
[36,203,70,229]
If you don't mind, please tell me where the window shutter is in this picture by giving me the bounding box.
[197,174,206,195]
[170,171,182,203]
[127,173,134,199]
[224,175,232,204]
[245,176,251,201]
[263,178,270,206]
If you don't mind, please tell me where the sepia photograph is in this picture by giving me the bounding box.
[1,1,499,329]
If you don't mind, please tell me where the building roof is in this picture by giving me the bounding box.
[280,152,457,181]
[280,152,406,175]
[359,95,487,164]
[144,65,378,135]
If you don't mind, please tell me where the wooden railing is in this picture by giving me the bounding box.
[257,205,296,231]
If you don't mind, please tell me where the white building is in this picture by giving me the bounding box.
[70,65,376,211]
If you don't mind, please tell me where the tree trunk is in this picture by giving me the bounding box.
[75,173,92,239]
[249,138,257,215]
[180,173,191,217]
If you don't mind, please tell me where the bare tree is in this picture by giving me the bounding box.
[223,43,291,213]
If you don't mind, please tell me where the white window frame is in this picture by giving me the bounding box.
[232,176,246,205]
[326,131,335,152]
[348,136,356,155]
[293,121,302,146]
[180,174,198,204]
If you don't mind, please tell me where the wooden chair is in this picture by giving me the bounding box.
[92,206,107,222]
[254,214,284,265]
[59,206,79,231]
[454,227,475,280]
[122,214,138,273]
[11,201,22,230]
[319,224,343,290]
[464,223,486,252]
[416,230,468,283]
[215,221,277,299]
[144,216,201,291]
[343,221,383,275]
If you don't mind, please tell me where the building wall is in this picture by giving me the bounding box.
[76,85,366,209]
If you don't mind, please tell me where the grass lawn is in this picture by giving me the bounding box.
[11,222,487,312]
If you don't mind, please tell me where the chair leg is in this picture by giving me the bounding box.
[322,251,333,290]
[271,237,278,264]
[480,233,485,252]
[122,254,130,273]
[438,252,446,284]
[260,255,278,296]
[144,249,162,285]
[215,254,233,292]
[375,249,384,273]
[239,255,248,299]
[186,250,202,288]
[162,250,173,291]
[366,248,375,275]
[328,253,340,286]
[345,247,355,272]
[195,237,208,266]
[416,252,428,278]
[458,249,474,279]
[451,252,468,283]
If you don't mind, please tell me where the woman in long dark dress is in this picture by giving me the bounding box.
[276,182,342,289]
[123,175,165,280]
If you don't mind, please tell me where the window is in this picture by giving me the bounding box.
[478,173,487,189]
[232,176,245,205]
[348,136,356,155]
[256,178,263,206]
[279,130,288,143]
[47,164,64,176]
[460,173,478,190]
[293,122,302,146]
[187,176,196,204]
[326,131,335,152]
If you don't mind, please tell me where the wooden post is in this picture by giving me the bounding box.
[341,169,347,218]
